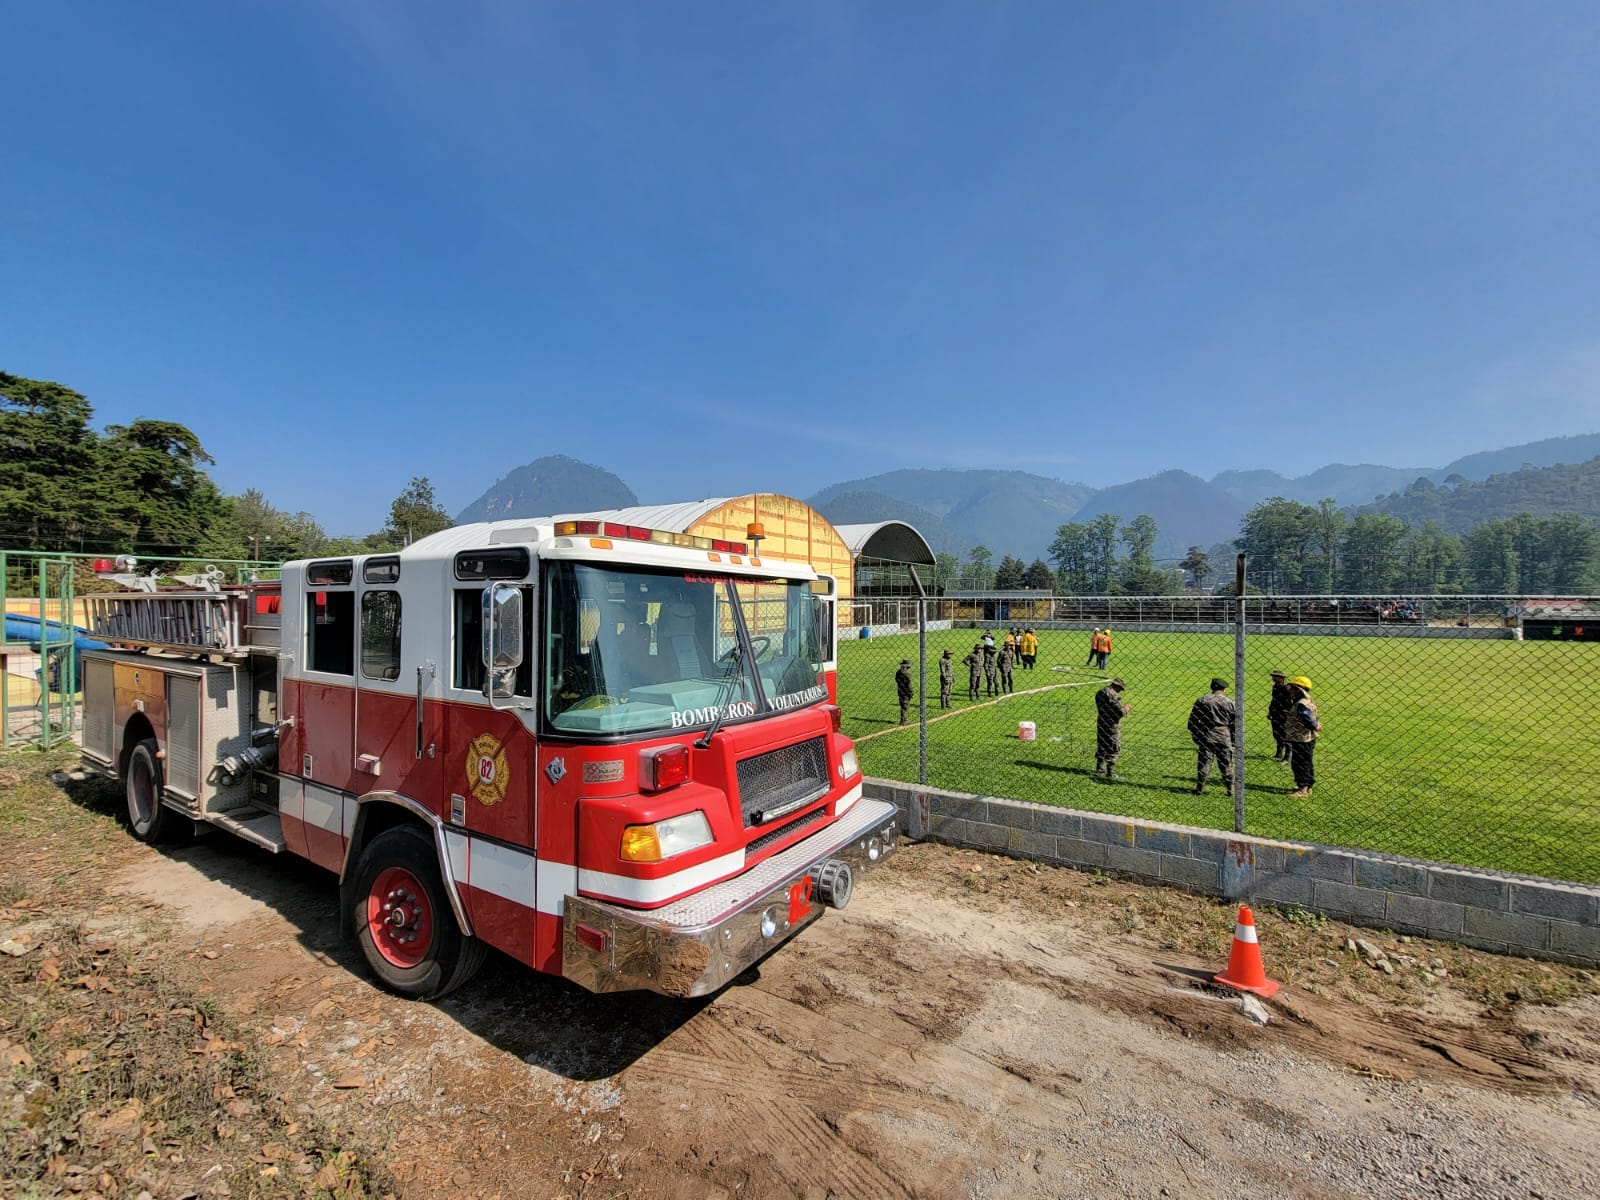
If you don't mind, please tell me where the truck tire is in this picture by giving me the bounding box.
[125,738,178,843]
[350,825,485,999]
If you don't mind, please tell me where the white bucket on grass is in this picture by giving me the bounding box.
[1018,720,1036,741]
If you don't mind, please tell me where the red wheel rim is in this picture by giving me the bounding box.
[366,866,433,969]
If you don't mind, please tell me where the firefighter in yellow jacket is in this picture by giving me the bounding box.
[1283,676,1321,797]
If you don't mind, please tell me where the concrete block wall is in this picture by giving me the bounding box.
[866,779,1600,966]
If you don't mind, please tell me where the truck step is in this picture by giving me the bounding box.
[207,809,286,853]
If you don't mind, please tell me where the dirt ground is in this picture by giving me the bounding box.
[5,759,1600,1200]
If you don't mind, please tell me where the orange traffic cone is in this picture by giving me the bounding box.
[1214,905,1280,998]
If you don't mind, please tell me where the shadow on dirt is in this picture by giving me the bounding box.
[63,774,706,1081]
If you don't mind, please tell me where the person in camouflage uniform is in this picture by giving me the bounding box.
[938,648,954,709]
[1094,678,1129,780]
[1267,669,1292,761]
[982,636,999,697]
[997,641,1016,694]
[1187,677,1236,794]
[964,644,983,701]
[895,659,914,724]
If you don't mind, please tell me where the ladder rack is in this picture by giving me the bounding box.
[86,585,279,656]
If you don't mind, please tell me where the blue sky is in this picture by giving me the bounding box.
[5,2,1599,537]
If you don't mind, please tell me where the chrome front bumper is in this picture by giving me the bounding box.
[561,798,899,997]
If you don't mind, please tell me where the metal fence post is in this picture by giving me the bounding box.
[1233,553,1246,834]
[917,597,928,787]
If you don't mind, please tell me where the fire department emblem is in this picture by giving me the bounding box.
[466,734,509,806]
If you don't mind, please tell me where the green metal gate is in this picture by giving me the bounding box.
[1,551,80,748]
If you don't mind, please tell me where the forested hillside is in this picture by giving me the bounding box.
[1353,457,1600,532]
[1432,433,1600,484]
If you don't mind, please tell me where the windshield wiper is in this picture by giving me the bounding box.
[696,643,744,749]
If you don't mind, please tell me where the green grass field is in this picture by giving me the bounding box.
[838,627,1600,883]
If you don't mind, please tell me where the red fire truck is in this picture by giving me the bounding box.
[79,510,896,998]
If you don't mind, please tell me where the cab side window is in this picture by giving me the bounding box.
[361,591,402,681]
[307,590,355,675]
[452,588,532,696]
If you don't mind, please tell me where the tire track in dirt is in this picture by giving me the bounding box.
[621,913,1134,1200]
[97,823,1600,1200]
[627,991,958,1199]
[867,869,1577,1098]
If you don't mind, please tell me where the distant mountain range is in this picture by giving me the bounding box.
[1048,470,1245,561]
[806,491,970,558]
[457,434,1600,564]
[456,455,637,524]
[809,469,1092,564]
[1212,432,1600,508]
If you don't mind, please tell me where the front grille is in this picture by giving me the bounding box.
[735,737,830,828]
[747,805,827,855]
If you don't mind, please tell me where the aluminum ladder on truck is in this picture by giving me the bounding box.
[85,590,265,656]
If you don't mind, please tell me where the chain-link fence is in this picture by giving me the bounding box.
[838,595,1600,885]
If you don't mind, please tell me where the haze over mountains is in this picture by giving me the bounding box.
[457,433,1600,564]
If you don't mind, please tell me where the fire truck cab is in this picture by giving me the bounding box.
[80,511,896,999]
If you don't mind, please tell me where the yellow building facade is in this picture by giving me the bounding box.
[680,494,856,616]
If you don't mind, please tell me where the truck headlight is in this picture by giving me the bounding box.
[619,811,713,862]
[838,748,859,781]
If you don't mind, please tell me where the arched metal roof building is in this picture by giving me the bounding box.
[560,497,936,619]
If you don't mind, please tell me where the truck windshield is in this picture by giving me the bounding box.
[542,561,828,737]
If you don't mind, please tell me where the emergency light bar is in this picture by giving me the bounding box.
[553,521,749,556]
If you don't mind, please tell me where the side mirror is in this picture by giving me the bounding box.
[482,584,523,703]
[810,596,831,665]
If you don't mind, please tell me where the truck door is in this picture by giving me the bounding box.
[353,556,442,800]
[297,563,358,795]
[441,571,543,964]
[442,578,538,846]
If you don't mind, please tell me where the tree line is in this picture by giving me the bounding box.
[935,513,1187,596]
[933,496,1600,597]
[0,371,451,565]
[8,368,1597,595]
[1236,497,1599,595]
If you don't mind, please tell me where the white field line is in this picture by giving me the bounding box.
[854,678,1104,744]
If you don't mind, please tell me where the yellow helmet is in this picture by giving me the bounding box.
[1289,675,1313,690]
